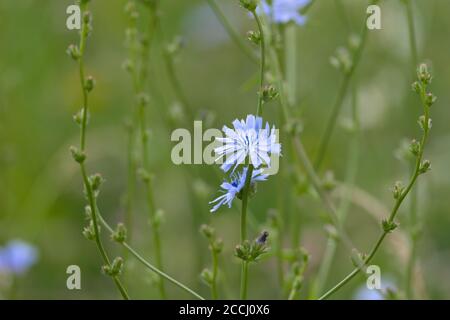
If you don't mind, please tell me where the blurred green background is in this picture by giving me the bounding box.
[0,0,449,299]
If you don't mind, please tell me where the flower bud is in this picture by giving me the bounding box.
[153,209,164,229]
[122,59,134,73]
[418,115,432,131]
[138,168,151,183]
[392,181,404,200]
[200,224,215,239]
[425,92,437,107]
[112,223,127,243]
[137,92,150,107]
[348,34,361,51]
[66,44,80,60]
[247,30,261,45]
[166,36,184,56]
[212,239,223,254]
[200,268,213,285]
[89,173,104,192]
[382,219,398,233]
[70,146,86,163]
[82,221,95,240]
[419,159,431,174]
[260,85,279,103]
[84,76,95,92]
[84,205,92,220]
[409,139,420,157]
[83,11,92,24]
[103,257,124,277]
[239,0,257,11]
[411,81,421,94]
[417,63,432,84]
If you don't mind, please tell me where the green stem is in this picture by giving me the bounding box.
[252,11,265,116]
[211,250,219,299]
[405,0,418,68]
[126,2,166,298]
[206,0,258,63]
[267,28,358,257]
[405,0,420,300]
[319,84,431,300]
[164,52,192,120]
[314,0,379,170]
[310,84,360,298]
[75,3,129,300]
[97,214,205,300]
[240,261,249,300]
[125,126,136,245]
[138,102,166,299]
[239,164,253,300]
[238,8,267,300]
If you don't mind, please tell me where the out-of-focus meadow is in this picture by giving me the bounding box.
[0,0,449,299]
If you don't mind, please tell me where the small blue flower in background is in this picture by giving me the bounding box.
[214,115,281,173]
[210,168,268,212]
[0,240,38,275]
[353,279,396,300]
[260,0,310,25]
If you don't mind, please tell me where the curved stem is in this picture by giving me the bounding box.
[97,214,205,300]
[405,0,420,299]
[310,84,360,298]
[267,27,358,257]
[75,3,129,300]
[320,82,431,300]
[125,2,166,298]
[164,52,192,120]
[252,11,266,116]
[206,0,258,63]
[211,250,219,299]
[314,0,380,170]
[405,0,418,68]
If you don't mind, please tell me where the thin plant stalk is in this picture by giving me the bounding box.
[211,249,219,299]
[310,84,360,298]
[314,0,380,170]
[319,71,433,299]
[72,3,129,300]
[239,8,266,300]
[125,1,166,298]
[97,214,205,300]
[404,0,420,299]
[206,0,258,63]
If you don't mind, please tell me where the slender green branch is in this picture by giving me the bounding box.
[240,165,254,300]
[125,1,166,298]
[319,65,434,299]
[310,84,360,298]
[239,6,267,300]
[240,261,249,300]
[405,0,420,299]
[97,214,205,300]
[163,50,192,120]
[405,0,418,68]
[252,11,266,116]
[314,0,380,170]
[71,3,129,300]
[267,28,359,258]
[206,0,258,63]
[211,250,219,299]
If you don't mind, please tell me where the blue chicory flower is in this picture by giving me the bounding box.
[0,240,38,275]
[214,115,281,173]
[209,167,268,212]
[260,0,310,25]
